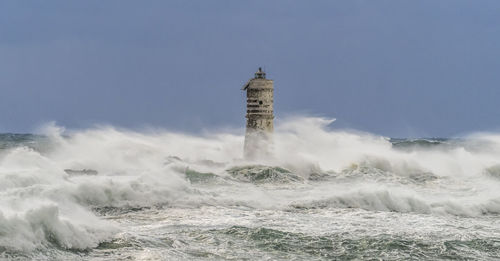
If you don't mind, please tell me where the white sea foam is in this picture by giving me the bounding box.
[1,117,500,253]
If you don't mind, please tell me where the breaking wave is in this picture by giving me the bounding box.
[2,117,500,258]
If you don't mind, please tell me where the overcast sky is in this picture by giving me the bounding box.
[1,1,500,137]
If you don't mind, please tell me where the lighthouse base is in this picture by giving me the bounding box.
[243,129,273,160]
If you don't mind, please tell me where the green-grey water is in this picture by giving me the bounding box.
[1,118,500,260]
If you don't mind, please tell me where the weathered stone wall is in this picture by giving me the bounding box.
[245,79,274,132]
[244,78,274,159]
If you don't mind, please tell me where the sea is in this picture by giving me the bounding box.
[1,117,500,260]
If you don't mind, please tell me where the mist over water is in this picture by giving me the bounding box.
[2,117,500,260]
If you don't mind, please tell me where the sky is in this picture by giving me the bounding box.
[1,1,500,137]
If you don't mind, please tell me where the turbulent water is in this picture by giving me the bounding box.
[2,118,500,260]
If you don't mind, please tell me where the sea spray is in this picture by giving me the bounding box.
[1,117,500,259]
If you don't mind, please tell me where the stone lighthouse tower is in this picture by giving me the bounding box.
[242,67,274,159]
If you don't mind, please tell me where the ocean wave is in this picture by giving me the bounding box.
[289,188,500,217]
[170,225,500,260]
[227,165,303,184]
[0,205,115,252]
[3,118,500,255]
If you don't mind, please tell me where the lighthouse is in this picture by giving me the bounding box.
[242,67,274,159]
